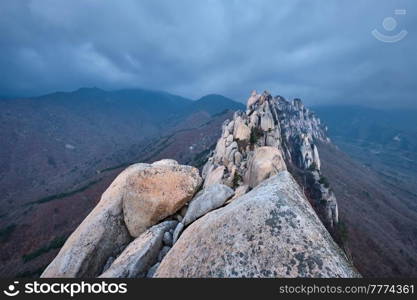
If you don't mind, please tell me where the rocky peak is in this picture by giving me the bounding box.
[203,90,338,233]
[41,90,357,278]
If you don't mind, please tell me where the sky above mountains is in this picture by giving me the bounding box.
[1,0,416,107]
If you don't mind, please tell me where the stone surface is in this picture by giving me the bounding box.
[123,161,202,237]
[246,90,261,109]
[146,263,160,278]
[163,231,173,246]
[157,246,171,262]
[172,222,184,244]
[203,165,225,188]
[233,117,251,143]
[202,91,340,240]
[182,184,234,226]
[260,110,275,132]
[226,184,249,204]
[151,159,179,167]
[99,221,177,278]
[101,257,115,274]
[155,172,360,278]
[175,214,183,222]
[41,163,148,278]
[245,147,286,188]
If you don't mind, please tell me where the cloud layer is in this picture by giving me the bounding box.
[1,0,416,107]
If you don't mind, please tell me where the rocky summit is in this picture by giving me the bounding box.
[41,91,359,278]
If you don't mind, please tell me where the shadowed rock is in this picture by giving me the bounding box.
[99,221,177,278]
[172,184,234,243]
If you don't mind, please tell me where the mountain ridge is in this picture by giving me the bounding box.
[41,90,359,278]
[1,88,416,278]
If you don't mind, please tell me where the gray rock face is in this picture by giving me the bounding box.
[157,246,171,262]
[163,231,173,246]
[41,164,149,278]
[155,172,360,278]
[99,221,177,278]
[172,184,234,244]
[172,222,184,244]
[146,263,160,278]
[182,184,234,226]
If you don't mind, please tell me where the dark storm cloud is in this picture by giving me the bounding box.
[0,0,416,107]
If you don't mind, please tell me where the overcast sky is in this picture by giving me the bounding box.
[0,0,416,107]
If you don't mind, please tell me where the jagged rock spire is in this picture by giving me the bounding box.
[203,90,338,233]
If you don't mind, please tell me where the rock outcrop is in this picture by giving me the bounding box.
[245,146,286,188]
[41,160,200,278]
[99,221,177,278]
[42,90,358,278]
[41,164,144,278]
[203,91,339,233]
[172,184,234,243]
[182,184,234,226]
[155,172,359,278]
[123,160,201,237]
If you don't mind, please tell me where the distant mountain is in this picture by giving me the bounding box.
[188,94,245,115]
[0,87,243,277]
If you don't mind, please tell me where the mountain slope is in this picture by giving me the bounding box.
[314,106,417,184]
[0,88,243,277]
[312,105,417,277]
[319,142,417,277]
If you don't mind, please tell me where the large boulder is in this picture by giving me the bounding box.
[42,160,201,278]
[123,160,202,237]
[173,184,234,243]
[183,184,234,226]
[244,146,286,188]
[41,163,148,278]
[99,221,177,278]
[155,172,360,278]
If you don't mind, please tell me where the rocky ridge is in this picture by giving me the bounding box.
[203,91,338,233]
[41,91,358,278]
